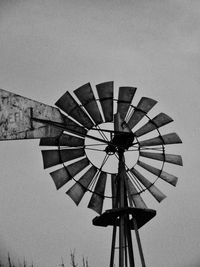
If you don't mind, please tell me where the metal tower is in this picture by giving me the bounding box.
[0,82,183,266]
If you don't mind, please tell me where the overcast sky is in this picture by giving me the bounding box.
[0,0,199,266]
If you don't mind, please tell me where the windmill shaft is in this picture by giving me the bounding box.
[117,150,135,267]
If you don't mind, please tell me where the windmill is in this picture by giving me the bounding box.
[0,81,182,267]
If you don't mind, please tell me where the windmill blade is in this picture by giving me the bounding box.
[61,114,87,137]
[88,172,107,214]
[40,133,84,147]
[126,177,147,208]
[127,97,157,129]
[42,148,85,169]
[130,167,166,202]
[140,151,183,166]
[137,160,178,186]
[117,87,136,120]
[50,157,89,190]
[66,166,97,205]
[96,81,113,122]
[55,91,94,129]
[74,83,103,125]
[134,113,173,137]
[0,88,63,140]
[139,132,182,147]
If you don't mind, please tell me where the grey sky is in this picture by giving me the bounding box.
[0,0,199,266]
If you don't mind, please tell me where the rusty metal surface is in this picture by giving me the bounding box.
[0,88,63,140]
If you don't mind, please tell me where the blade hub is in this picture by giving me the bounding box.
[105,132,135,153]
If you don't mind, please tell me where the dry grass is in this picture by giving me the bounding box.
[0,251,89,267]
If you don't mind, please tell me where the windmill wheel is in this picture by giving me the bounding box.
[40,81,182,214]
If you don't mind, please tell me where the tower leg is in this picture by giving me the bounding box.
[126,216,135,267]
[110,225,117,267]
[133,218,146,267]
[119,214,125,267]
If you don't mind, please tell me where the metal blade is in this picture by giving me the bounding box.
[88,172,107,214]
[140,151,183,166]
[74,83,103,125]
[42,148,85,169]
[61,114,87,136]
[127,97,157,129]
[50,157,89,189]
[139,132,182,147]
[137,160,178,186]
[55,91,94,129]
[117,87,136,120]
[126,177,147,208]
[66,166,97,205]
[134,113,173,137]
[0,88,63,140]
[130,168,166,202]
[96,81,113,122]
[40,134,84,147]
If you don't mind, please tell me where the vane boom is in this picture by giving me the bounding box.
[0,89,63,140]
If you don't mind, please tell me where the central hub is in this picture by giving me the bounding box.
[84,121,139,174]
[105,132,135,154]
[105,112,135,153]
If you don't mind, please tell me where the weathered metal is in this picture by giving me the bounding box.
[50,157,89,190]
[127,97,157,129]
[138,160,178,186]
[134,112,173,137]
[40,133,84,147]
[139,132,182,147]
[74,83,103,125]
[55,91,94,129]
[0,88,63,140]
[66,166,97,205]
[42,148,85,169]
[117,86,136,120]
[130,167,167,202]
[88,171,107,214]
[0,82,183,267]
[126,177,147,209]
[140,151,183,165]
[96,81,113,122]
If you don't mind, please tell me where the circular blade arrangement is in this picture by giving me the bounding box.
[40,81,183,215]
